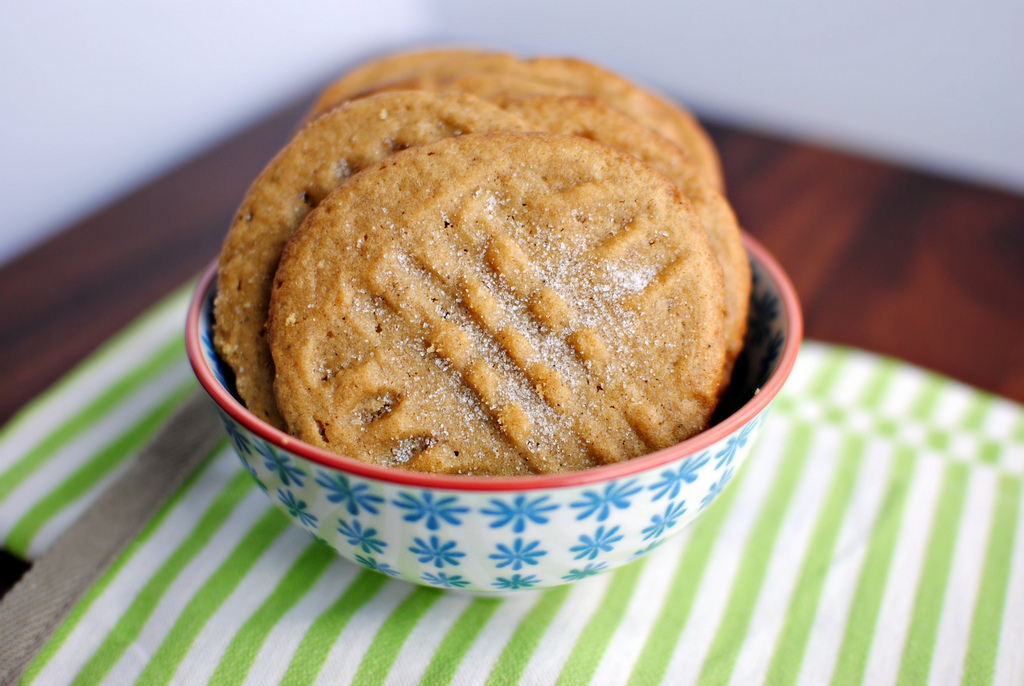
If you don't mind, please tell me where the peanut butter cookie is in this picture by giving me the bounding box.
[311,49,725,191]
[215,91,533,427]
[268,132,727,474]
[499,95,749,381]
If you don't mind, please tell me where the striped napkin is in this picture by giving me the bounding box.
[2,284,1024,686]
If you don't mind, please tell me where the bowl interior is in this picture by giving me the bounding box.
[712,252,791,422]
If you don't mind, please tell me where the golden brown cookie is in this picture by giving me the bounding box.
[310,49,725,192]
[309,47,495,112]
[369,71,576,101]
[268,132,727,475]
[214,91,534,428]
[498,95,749,381]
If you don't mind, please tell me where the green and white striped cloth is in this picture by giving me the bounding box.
[2,283,1024,685]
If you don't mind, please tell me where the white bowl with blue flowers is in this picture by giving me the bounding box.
[187,234,801,593]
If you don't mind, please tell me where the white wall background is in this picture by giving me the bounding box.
[2,0,1022,266]
[0,0,430,263]
[433,0,1024,192]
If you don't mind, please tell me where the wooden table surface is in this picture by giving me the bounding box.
[2,94,1023,595]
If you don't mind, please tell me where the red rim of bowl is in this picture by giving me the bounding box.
[186,232,802,491]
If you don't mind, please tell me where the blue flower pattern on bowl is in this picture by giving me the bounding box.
[422,572,470,589]
[316,471,383,516]
[714,417,759,470]
[257,442,306,488]
[234,450,267,492]
[631,538,669,559]
[410,535,466,568]
[642,501,688,541]
[354,555,401,577]
[337,519,387,555]
[195,248,790,593]
[394,492,469,530]
[216,408,252,456]
[481,495,559,533]
[649,452,709,501]
[701,467,735,511]
[277,488,317,529]
[493,574,540,590]
[562,562,608,581]
[570,480,641,521]
[490,538,547,570]
[570,525,623,560]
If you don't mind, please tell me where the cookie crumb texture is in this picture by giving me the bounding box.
[213,91,532,429]
[268,133,726,475]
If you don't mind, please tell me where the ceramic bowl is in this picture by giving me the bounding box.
[186,234,801,593]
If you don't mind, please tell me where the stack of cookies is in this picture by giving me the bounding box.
[214,49,750,476]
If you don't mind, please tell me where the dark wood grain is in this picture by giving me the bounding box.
[711,128,1024,402]
[0,97,311,430]
[1,96,1022,597]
